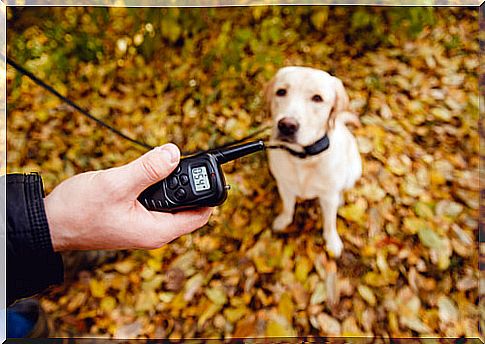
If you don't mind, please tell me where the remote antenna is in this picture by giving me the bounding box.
[212,140,265,164]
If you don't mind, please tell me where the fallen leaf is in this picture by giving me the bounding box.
[316,313,341,335]
[358,284,377,306]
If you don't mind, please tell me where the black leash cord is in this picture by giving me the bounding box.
[6,56,154,151]
[6,56,275,156]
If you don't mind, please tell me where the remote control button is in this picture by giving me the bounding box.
[180,174,189,185]
[175,165,181,173]
[168,176,179,189]
[174,188,186,200]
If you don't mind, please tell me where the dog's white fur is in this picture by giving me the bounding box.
[266,66,362,257]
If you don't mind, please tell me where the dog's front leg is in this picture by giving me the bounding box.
[272,184,296,232]
[319,194,343,257]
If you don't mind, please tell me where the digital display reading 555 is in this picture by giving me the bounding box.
[191,166,210,192]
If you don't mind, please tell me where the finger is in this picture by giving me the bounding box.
[114,144,180,196]
[172,207,213,231]
[148,207,213,244]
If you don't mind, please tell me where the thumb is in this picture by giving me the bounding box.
[117,143,181,196]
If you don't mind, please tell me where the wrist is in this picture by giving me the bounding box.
[44,194,66,252]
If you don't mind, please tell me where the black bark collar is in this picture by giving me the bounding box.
[267,134,330,159]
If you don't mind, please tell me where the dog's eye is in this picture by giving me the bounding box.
[312,94,323,103]
[276,89,287,97]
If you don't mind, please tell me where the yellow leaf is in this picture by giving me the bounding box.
[388,312,400,334]
[358,285,377,306]
[310,282,326,305]
[295,256,312,283]
[311,9,328,30]
[148,246,167,259]
[100,296,117,312]
[198,302,222,328]
[147,258,162,272]
[278,292,294,322]
[135,290,158,312]
[224,307,248,323]
[430,169,446,185]
[205,287,227,306]
[363,271,398,287]
[89,279,106,298]
[338,199,367,226]
[114,259,136,274]
[265,315,297,337]
[403,217,428,235]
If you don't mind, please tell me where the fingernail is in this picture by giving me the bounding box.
[160,144,180,164]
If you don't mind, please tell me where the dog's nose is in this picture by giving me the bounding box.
[278,117,299,136]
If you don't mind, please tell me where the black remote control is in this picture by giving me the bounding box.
[138,140,265,212]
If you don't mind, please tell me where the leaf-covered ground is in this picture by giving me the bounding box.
[7,7,480,339]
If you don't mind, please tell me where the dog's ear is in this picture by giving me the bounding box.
[328,77,349,129]
[263,77,275,117]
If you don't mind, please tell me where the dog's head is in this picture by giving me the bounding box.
[264,66,349,146]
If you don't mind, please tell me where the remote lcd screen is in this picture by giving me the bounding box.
[191,166,210,192]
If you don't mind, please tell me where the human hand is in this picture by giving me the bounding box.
[44,144,212,251]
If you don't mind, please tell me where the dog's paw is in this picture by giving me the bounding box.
[272,214,293,232]
[325,232,343,258]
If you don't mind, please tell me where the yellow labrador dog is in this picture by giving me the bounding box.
[266,66,362,257]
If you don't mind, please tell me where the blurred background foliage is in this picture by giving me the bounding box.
[6,6,480,339]
[6,6,473,188]
[8,7,438,81]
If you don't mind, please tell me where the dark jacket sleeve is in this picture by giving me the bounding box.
[6,173,64,306]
